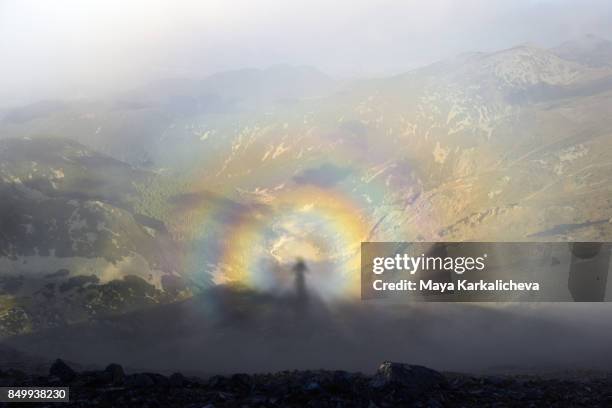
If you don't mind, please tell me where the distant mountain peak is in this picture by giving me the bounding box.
[475,44,582,87]
[557,34,612,49]
[552,34,612,67]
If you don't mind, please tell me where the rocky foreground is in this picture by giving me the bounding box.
[1,359,612,407]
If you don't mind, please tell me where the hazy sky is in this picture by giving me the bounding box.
[1,0,611,107]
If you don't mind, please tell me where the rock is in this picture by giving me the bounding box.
[485,376,506,386]
[230,373,252,391]
[369,361,447,396]
[75,370,111,386]
[169,372,186,387]
[125,373,154,388]
[104,363,125,384]
[304,381,321,392]
[147,373,169,387]
[0,369,28,386]
[2,358,612,406]
[49,359,76,383]
[426,397,444,408]
[207,375,228,389]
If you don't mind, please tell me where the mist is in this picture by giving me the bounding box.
[5,287,612,375]
[1,0,612,387]
[2,0,612,107]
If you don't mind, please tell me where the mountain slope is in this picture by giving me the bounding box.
[0,66,336,165]
[552,34,612,68]
[2,41,612,336]
[0,137,185,336]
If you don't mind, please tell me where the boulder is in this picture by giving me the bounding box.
[230,373,252,391]
[104,363,125,385]
[169,372,186,387]
[125,373,154,388]
[147,373,169,387]
[49,359,76,383]
[369,361,447,396]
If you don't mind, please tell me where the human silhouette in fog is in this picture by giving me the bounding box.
[292,257,309,309]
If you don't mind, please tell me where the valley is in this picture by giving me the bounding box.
[0,36,612,374]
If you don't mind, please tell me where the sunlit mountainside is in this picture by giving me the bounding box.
[1,36,612,337]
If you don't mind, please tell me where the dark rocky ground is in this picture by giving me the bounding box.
[1,359,612,407]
